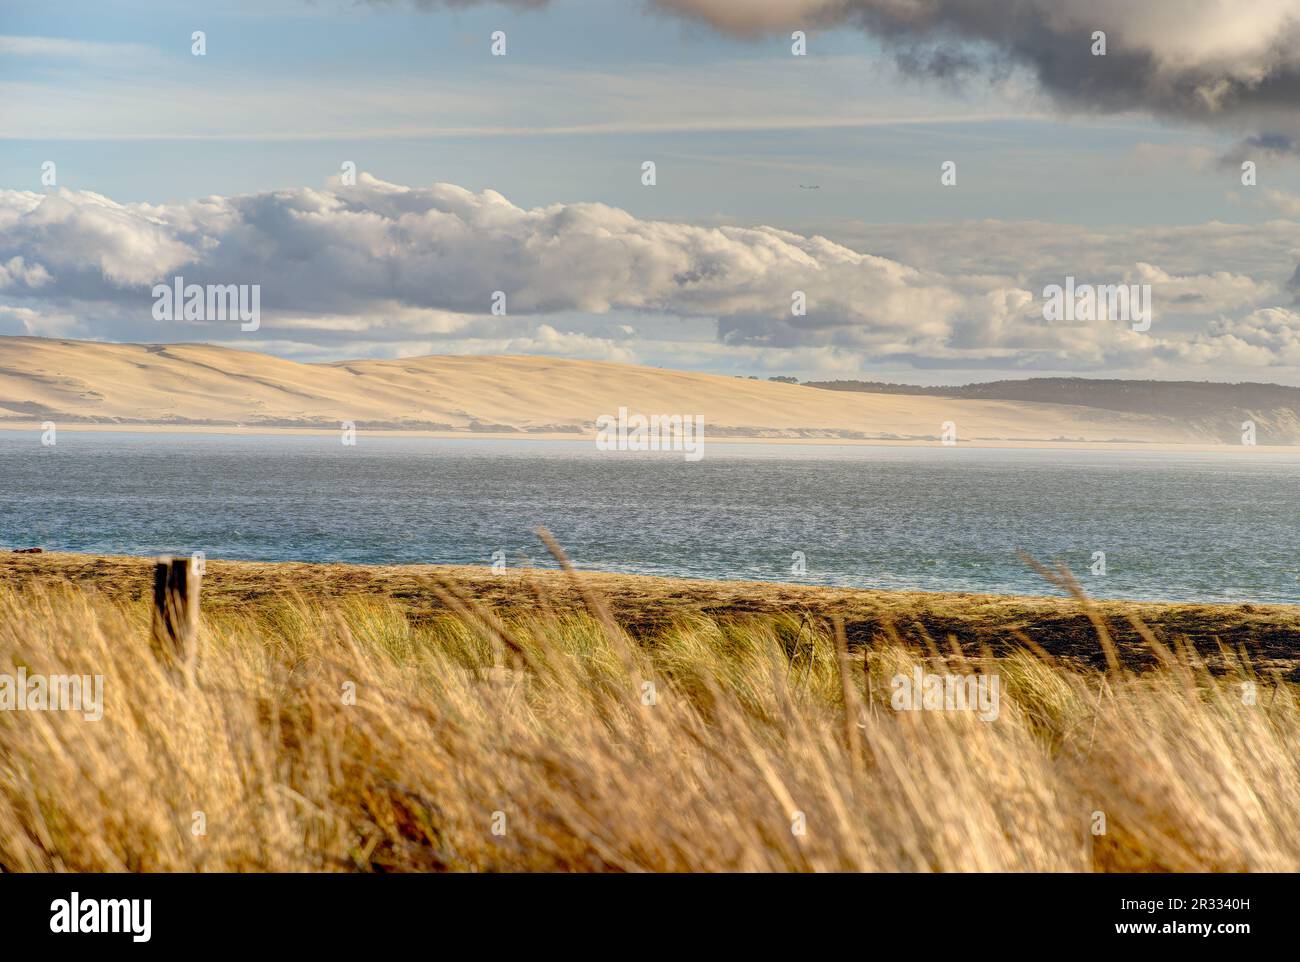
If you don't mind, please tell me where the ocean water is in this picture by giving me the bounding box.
[1,432,1297,604]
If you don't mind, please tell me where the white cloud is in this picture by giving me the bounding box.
[0,256,51,291]
[1203,307,1300,365]
[1265,188,1300,216]
[1,175,1298,379]
[0,35,156,61]
[1133,262,1275,315]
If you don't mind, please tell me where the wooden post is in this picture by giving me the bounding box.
[152,554,200,665]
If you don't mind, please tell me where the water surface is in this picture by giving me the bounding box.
[1,432,1296,603]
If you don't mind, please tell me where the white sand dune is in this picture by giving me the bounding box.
[0,335,1284,447]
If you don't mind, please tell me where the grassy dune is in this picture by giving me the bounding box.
[0,551,1297,871]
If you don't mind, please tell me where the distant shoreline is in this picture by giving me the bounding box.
[3,551,1297,671]
[3,420,1298,454]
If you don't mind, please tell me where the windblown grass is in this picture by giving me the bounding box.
[0,573,1296,872]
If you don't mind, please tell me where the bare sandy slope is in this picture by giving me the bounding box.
[0,335,1280,446]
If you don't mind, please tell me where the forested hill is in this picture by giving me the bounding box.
[805,378,1300,421]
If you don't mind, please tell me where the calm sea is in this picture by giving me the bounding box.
[1,432,1297,604]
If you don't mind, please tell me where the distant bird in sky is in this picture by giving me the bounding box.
[798,184,821,190]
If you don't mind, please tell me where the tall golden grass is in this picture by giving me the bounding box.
[0,573,1296,872]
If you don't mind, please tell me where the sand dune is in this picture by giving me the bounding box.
[0,335,1287,447]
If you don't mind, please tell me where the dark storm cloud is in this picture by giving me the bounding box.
[671,1,1300,144]
[369,0,1300,153]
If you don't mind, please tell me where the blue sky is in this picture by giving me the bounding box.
[3,0,1300,384]
[5,0,1284,222]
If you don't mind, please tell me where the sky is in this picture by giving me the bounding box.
[3,0,1300,384]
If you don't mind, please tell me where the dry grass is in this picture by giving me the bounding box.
[0,558,1297,872]
[4,551,1298,676]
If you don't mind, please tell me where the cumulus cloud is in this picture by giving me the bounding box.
[1203,308,1300,365]
[0,176,995,349]
[1,175,1298,376]
[0,256,51,292]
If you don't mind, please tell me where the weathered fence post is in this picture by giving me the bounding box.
[152,554,200,666]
